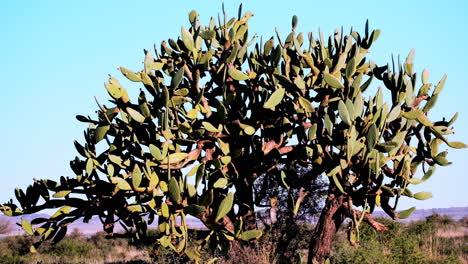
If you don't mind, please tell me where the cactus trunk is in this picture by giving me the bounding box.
[235,180,257,231]
[307,193,346,264]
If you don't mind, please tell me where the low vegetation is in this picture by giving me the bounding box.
[332,214,467,264]
[0,214,466,263]
[3,5,466,262]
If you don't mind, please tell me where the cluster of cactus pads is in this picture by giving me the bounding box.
[2,5,465,261]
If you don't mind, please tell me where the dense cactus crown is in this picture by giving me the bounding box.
[1,6,465,261]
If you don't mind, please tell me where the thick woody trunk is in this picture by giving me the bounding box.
[307,193,346,264]
[276,213,299,260]
[234,158,258,231]
[237,182,257,230]
[233,175,257,231]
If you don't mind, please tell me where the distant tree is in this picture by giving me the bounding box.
[0,219,12,235]
[254,164,327,260]
[459,216,468,227]
[1,6,466,263]
[255,164,327,224]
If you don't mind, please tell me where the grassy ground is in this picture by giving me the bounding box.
[0,214,466,263]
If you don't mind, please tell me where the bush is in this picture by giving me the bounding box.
[459,216,468,227]
[332,215,465,264]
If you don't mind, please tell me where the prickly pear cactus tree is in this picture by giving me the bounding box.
[1,6,466,263]
[287,21,467,264]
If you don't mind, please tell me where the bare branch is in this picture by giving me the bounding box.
[354,210,388,232]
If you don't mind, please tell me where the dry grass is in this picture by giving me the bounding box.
[221,242,275,264]
[103,245,150,263]
[437,227,468,238]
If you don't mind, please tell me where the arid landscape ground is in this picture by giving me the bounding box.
[0,207,466,263]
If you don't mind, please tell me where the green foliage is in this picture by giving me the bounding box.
[1,4,466,262]
[333,216,466,264]
[0,230,153,263]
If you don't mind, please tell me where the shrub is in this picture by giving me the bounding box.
[332,214,465,264]
[0,220,11,235]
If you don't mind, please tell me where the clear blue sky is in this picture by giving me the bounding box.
[1,0,467,211]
